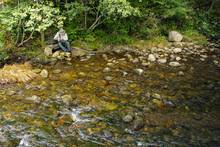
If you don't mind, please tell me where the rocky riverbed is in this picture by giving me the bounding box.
[0,41,220,146]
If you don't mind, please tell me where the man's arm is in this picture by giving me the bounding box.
[54,32,59,40]
[64,34,68,41]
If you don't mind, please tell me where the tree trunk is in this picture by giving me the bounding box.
[40,31,45,48]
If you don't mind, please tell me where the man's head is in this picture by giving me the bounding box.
[59,28,65,33]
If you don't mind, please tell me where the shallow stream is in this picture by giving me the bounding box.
[0,52,220,146]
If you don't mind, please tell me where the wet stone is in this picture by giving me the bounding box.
[123,115,133,123]
[6,90,16,96]
[158,58,167,64]
[133,117,144,131]
[176,56,181,61]
[148,54,156,62]
[53,69,62,74]
[107,63,114,67]
[178,71,184,76]
[132,58,139,63]
[169,62,181,67]
[103,67,111,73]
[134,69,144,76]
[173,48,182,53]
[32,69,42,74]
[78,72,86,77]
[102,54,108,61]
[61,94,72,105]
[142,62,150,67]
[40,69,49,78]
[25,95,41,103]
[152,93,161,99]
[105,76,113,81]
[103,130,112,138]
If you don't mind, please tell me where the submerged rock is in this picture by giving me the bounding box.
[32,69,42,74]
[103,130,112,138]
[134,69,144,75]
[61,94,73,105]
[102,54,108,61]
[142,62,150,67]
[178,71,184,76]
[157,58,167,64]
[25,95,41,103]
[123,115,133,123]
[103,67,111,73]
[78,72,86,77]
[40,69,49,78]
[152,93,161,99]
[6,90,16,96]
[52,69,62,74]
[133,117,144,131]
[132,58,139,63]
[105,76,113,81]
[169,62,181,67]
[176,56,182,61]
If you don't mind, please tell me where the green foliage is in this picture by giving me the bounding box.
[65,0,140,31]
[99,0,140,18]
[0,2,65,46]
[183,30,208,45]
[1,0,219,51]
[0,50,10,62]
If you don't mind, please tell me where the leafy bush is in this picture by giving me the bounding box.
[0,2,65,47]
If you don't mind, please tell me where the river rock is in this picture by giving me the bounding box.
[132,58,139,63]
[61,94,72,105]
[148,54,156,62]
[52,51,60,58]
[169,62,181,67]
[44,47,53,56]
[142,62,150,67]
[157,58,167,64]
[32,69,42,74]
[168,31,183,42]
[152,93,161,99]
[107,63,114,67]
[133,117,144,131]
[176,56,181,61]
[134,69,144,75]
[6,90,16,96]
[123,114,133,123]
[125,54,133,61]
[71,48,87,57]
[178,71,184,76]
[40,69,49,78]
[53,69,62,74]
[173,48,182,53]
[25,95,41,103]
[64,52,71,58]
[105,76,113,81]
[103,130,112,138]
[78,72,86,77]
[102,54,108,61]
[103,67,111,73]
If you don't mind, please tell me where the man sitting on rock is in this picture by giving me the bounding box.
[54,28,71,52]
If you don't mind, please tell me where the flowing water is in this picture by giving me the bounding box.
[0,52,220,146]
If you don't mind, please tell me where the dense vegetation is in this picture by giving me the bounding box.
[0,0,219,61]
